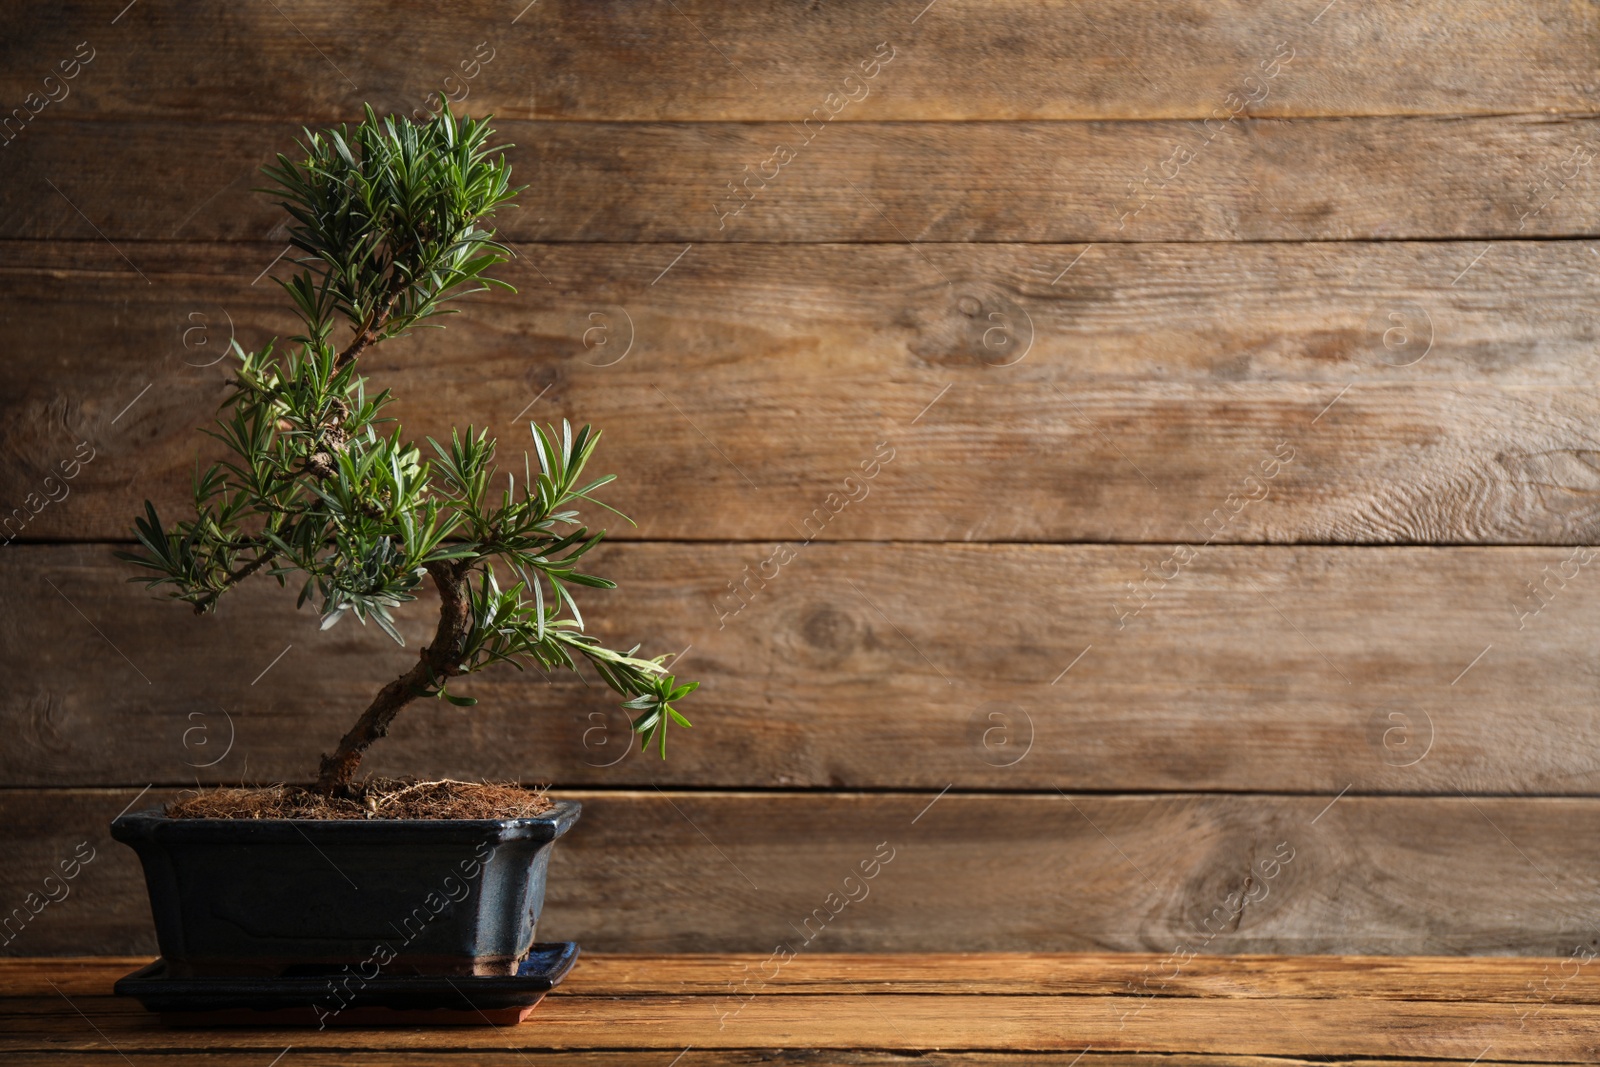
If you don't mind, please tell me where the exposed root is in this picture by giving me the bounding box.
[165,777,553,821]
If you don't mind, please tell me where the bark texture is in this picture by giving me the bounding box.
[314,561,470,795]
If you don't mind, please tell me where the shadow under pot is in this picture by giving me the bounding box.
[111,800,581,978]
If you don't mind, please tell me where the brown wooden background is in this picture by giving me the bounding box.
[2,0,1599,957]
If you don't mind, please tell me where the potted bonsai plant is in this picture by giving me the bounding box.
[108,106,694,1020]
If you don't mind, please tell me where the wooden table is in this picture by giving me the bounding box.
[4,953,1600,1064]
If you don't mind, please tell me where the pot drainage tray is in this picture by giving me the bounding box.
[114,941,579,1026]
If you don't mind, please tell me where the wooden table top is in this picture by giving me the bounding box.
[4,953,1598,1064]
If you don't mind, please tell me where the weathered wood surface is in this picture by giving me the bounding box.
[5,789,1600,956]
[4,0,1596,122]
[6,954,1600,1060]
[3,0,1599,974]
[2,1058,1571,1067]
[0,1058,1587,1067]
[6,116,1599,242]
[7,240,1600,545]
[5,543,1599,792]
[2,997,1598,1056]
[0,1059,1575,1067]
[18,950,1600,1001]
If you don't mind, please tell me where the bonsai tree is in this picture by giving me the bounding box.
[120,106,694,797]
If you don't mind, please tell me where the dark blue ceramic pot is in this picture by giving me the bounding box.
[111,800,580,978]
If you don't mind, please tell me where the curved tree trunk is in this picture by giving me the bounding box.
[313,562,471,796]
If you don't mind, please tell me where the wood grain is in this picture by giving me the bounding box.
[4,0,1595,121]
[3,997,1599,1057]
[6,952,1600,1059]
[0,1058,1578,1067]
[5,788,1600,957]
[6,116,1598,243]
[0,1059,1565,1067]
[19,951,1600,1001]
[3,0,1598,976]
[6,240,1600,545]
[5,542,1600,793]
[553,953,1600,1003]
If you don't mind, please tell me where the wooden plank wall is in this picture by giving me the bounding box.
[1,1,1598,956]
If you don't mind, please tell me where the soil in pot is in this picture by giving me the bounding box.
[165,778,554,821]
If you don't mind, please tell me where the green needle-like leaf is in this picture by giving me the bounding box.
[121,103,696,783]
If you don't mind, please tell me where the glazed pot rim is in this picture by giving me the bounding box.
[111,798,582,843]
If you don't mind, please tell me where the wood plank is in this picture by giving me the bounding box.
[5,116,1598,243]
[6,789,1600,957]
[6,240,1600,545]
[1,1057,1556,1067]
[1,1058,1535,1067]
[0,1057,1557,1067]
[0,959,148,999]
[2,990,1598,1059]
[18,952,1600,1003]
[7,952,1600,1061]
[549,953,1600,1003]
[3,542,1599,793]
[4,1,1595,122]
[8,958,1600,1063]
